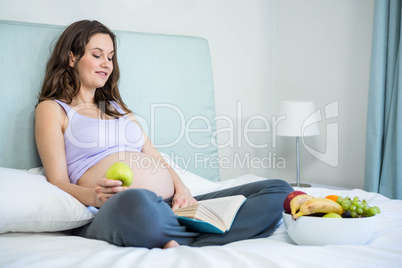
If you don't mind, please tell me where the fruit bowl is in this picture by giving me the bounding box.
[282,212,377,245]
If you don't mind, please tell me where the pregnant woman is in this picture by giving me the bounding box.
[35,20,293,249]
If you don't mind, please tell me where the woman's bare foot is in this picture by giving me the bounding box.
[163,240,179,249]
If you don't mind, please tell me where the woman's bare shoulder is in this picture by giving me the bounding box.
[36,99,58,108]
[36,100,63,112]
[36,100,66,121]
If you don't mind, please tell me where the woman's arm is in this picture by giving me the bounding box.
[128,113,197,209]
[35,100,125,207]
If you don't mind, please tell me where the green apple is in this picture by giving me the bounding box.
[323,212,342,218]
[105,162,134,187]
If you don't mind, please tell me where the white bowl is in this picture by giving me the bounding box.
[282,212,377,245]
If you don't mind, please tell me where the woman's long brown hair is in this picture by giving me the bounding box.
[38,20,131,117]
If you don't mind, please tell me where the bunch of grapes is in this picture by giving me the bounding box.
[336,196,381,218]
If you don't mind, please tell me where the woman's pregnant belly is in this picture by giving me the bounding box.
[78,151,175,199]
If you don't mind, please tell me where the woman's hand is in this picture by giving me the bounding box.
[93,178,127,207]
[171,186,197,210]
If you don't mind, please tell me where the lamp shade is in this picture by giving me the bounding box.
[277,100,320,137]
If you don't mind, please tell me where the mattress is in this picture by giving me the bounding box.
[1,173,401,268]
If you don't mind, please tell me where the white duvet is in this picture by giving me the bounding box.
[1,174,402,268]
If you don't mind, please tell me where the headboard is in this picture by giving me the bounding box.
[0,20,219,182]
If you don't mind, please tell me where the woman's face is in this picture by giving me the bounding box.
[70,33,114,92]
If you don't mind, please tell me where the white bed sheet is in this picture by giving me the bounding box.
[1,174,402,268]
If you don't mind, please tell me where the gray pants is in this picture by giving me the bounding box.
[73,179,293,248]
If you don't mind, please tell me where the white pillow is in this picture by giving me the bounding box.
[0,167,95,234]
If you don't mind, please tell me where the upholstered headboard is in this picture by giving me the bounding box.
[0,20,219,181]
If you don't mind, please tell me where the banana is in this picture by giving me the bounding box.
[290,194,314,215]
[292,197,343,220]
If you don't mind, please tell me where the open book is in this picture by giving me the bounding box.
[173,195,246,234]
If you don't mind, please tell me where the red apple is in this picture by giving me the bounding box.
[283,191,307,214]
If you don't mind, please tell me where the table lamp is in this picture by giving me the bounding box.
[277,100,320,187]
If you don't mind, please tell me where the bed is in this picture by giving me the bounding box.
[1,20,402,268]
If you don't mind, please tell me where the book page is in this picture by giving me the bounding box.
[197,195,246,229]
[173,203,200,218]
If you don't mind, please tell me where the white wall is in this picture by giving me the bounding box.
[0,0,375,188]
[275,0,374,189]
